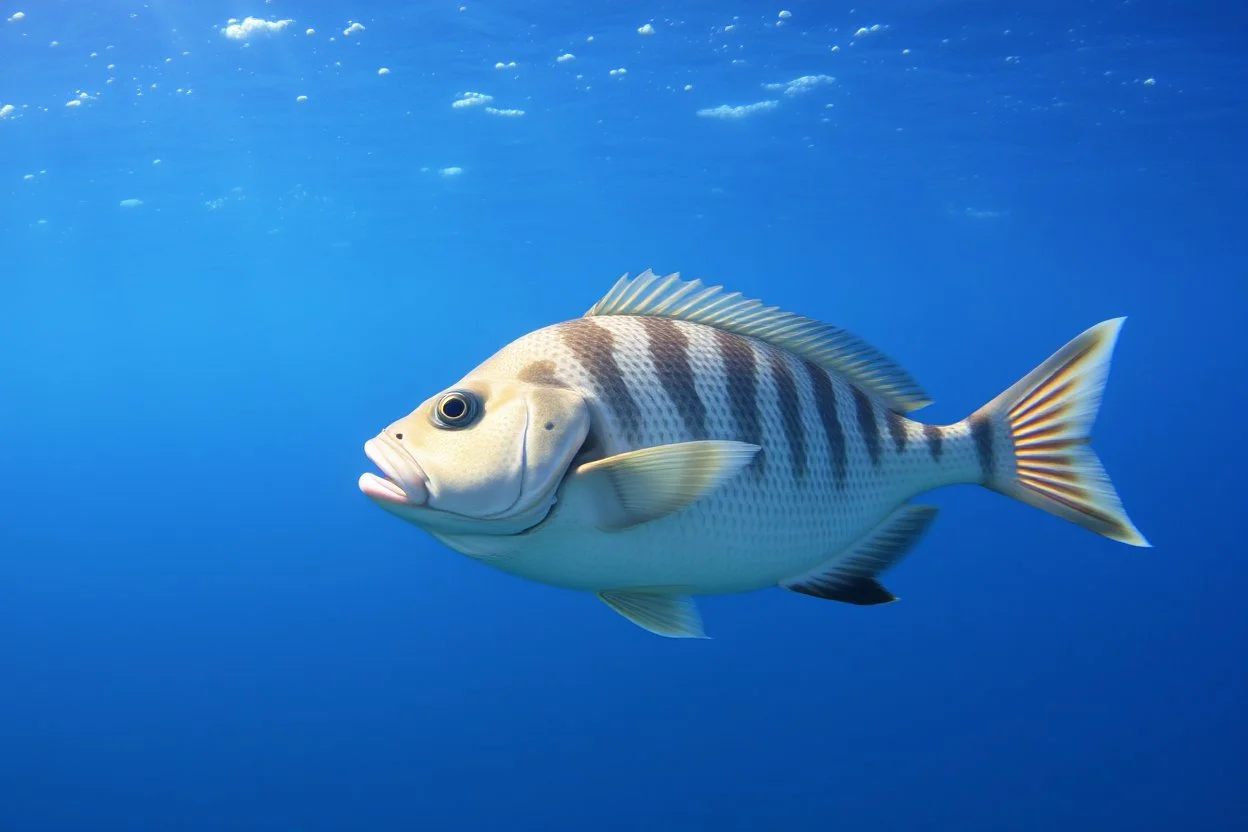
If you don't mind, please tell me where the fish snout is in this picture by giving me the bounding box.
[360,435,430,507]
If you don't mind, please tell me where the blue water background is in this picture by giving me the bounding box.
[2,1,1246,829]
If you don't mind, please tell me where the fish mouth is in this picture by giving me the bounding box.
[359,435,429,507]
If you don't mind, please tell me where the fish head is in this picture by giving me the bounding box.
[359,371,591,536]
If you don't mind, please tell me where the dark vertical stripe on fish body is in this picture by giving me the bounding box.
[639,317,707,440]
[559,319,643,443]
[886,409,908,454]
[804,361,847,488]
[853,385,883,466]
[923,423,944,462]
[969,410,995,482]
[713,329,764,475]
[768,351,807,482]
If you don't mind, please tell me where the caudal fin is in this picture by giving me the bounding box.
[971,317,1149,547]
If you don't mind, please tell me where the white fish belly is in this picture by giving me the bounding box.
[472,423,977,594]
[497,486,910,594]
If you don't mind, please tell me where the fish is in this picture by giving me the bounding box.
[359,270,1148,638]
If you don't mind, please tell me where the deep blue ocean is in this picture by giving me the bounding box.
[2,1,1245,829]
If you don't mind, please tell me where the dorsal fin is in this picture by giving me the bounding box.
[585,270,932,413]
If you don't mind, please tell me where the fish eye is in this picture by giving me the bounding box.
[433,390,480,429]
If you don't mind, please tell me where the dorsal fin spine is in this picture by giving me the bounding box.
[694,291,741,320]
[643,276,683,311]
[669,286,717,318]
[618,276,654,309]
[649,276,696,315]
[585,269,932,412]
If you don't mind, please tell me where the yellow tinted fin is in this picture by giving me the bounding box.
[598,589,708,638]
[971,317,1150,547]
[572,440,760,531]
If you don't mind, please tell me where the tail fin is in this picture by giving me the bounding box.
[973,317,1150,547]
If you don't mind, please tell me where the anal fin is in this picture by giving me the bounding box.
[598,589,708,638]
[781,504,939,605]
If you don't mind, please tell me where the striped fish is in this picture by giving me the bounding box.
[360,270,1148,638]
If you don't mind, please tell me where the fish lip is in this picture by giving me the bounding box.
[360,435,429,507]
[359,471,409,504]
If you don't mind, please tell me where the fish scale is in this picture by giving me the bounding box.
[360,270,1150,638]
[451,315,973,593]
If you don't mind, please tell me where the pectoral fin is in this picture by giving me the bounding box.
[599,589,708,638]
[572,440,760,531]
[781,504,939,604]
